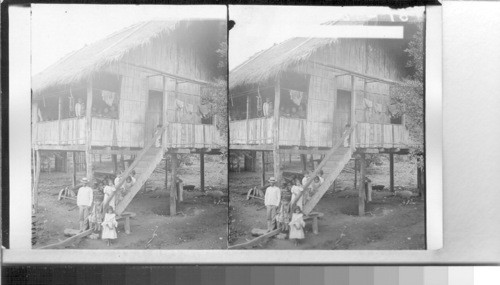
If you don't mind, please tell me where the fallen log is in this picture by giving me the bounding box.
[228,229,280,249]
[39,229,93,249]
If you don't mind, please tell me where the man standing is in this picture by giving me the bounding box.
[77,177,93,232]
[264,177,281,232]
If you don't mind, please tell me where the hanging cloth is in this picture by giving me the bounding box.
[364,98,373,108]
[290,90,303,106]
[101,90,116,107]
[69,87,75,113]
[186,103,194,114]
[256,86,263,114]
[198,105,211,118]
[388,104,399,115]
[175,99,185,110]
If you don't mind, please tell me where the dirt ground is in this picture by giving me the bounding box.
[33,155,228,249]
[228,155,425,250]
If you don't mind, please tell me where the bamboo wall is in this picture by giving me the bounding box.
[355,123,410,148]
[34,118,86,146]
[123,32,208,125]
[292,38,399,126]
[164,123,221,149]
[229,117,274,145]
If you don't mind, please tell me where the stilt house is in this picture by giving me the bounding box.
[229,18,421,215]
[32,19,226,215]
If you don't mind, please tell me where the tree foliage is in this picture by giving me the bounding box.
[390,23,424,160]
[201,37,228,156]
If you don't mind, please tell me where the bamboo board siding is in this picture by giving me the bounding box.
[35,118,86,145]
[164,123,222,148]
[278,118,334,147]
[90,118,144,148]
[355,123,410,148]
[229,117,274,145]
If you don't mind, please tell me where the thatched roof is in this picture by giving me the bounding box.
[32,20,206,95]
[230,38,337,89]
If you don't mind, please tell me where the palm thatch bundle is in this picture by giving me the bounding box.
[33,19,223,96]
[230,37,337,90]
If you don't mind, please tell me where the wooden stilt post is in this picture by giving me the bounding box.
[309,155,314,171]
[358,153,366,216]
[112,154,118,174]
[246,95,250,144]
[85,80,93,181]
[72,151,77,187]
[273,79,281,181]
[164,153,168,192]
[32,150,41,214]
[354,158,358,190]
[301,154,307,172]
[200,152,205,192]
[261,151,266,187]
[170,154,178,216]
[389,153,395,192]
[253,151,257,172]
[120,155,125,170]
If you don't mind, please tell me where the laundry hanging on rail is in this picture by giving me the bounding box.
[290,90,304,106]
[364,98,373,108]
[101,90,116,107]
[198,105,211,118]
[185,103,194,114]
[175,99,185,111]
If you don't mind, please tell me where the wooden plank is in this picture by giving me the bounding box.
[72,151,77,187]
[273,80,281,181]
[228,229,280,250]
[261,151,266,187]
[359,153,366,216]
[293,126,355,214]
[106,125,167,214]
[170,154,178,216]
[389,153,395,192]
[39,229,93,249]
[85,80,93,181]
[200,152,205,192]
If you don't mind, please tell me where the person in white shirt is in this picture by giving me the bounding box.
[77,177,93,232]
[264,177,281,232]
[262,98,270,117]
[75,98,85,117]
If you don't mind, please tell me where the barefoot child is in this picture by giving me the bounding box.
[288,207,306,246]
[101,207,118,246]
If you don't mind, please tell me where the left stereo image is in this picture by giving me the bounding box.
[30,4,229,249]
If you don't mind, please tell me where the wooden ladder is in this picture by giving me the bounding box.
[292,126,356,215]
[104,125,167,216]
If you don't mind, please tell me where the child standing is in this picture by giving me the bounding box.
[88,200,103,232]
[277,198,291,232]
[101,207,118,246]
[103,179,117,211]
[290,178,304,211]
[288,207,306,246]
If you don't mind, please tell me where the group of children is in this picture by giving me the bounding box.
[76,170,137,246]
[264,170,324,246]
